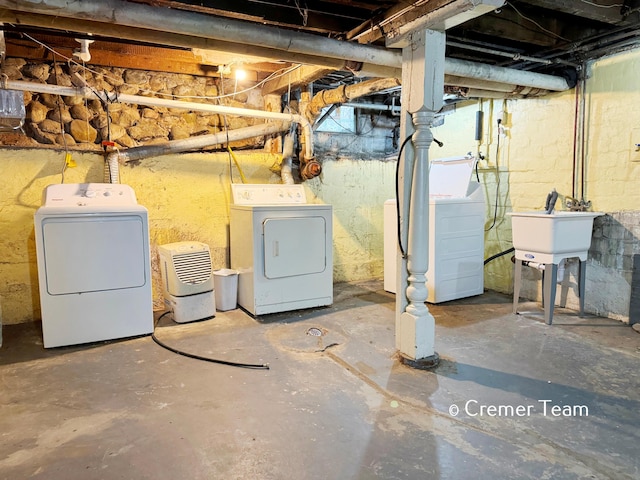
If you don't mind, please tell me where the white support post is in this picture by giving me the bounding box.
[395,29,445,367]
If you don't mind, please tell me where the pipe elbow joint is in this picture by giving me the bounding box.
[300,158,322,180]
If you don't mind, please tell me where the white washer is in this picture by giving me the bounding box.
[34,183,154,348]
[384,156,485,303]
[230,184,333,316]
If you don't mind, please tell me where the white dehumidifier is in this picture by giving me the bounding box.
[158,241,216,323]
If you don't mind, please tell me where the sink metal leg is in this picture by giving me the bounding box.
[513,259,523,314]
[543,263,558,325]
[578,260,586,317]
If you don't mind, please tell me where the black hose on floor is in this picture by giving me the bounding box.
[152,312,270,370]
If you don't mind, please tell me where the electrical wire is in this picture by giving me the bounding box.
[52,55,70,183]
[485,119,502,232]
[505,2,572,43]
[152,311,270,370]
[394,134,414,258]
[218,71,235,184]
[579,0,624,7]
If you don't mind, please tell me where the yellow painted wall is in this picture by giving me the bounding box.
[584,48,640,210]
[306,159,396,281]
[0,148,394,324]
[432,46,640,305]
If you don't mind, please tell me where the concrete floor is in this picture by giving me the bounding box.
[1,281,639,480]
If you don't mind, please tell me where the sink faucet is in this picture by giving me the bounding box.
[565,196,592,212]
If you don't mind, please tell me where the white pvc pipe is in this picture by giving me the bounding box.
[5,79,314,160]
[0,0,571,92]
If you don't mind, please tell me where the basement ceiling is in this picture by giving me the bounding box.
[1,1,640,90]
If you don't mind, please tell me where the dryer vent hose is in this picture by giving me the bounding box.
[104,154,120,183]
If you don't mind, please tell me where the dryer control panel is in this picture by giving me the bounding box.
[231,184,307,205]
[42,183,138,207]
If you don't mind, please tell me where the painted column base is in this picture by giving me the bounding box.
[397,311,437,361]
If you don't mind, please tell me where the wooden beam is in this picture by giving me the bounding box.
[459,6,609,48]
[262,65,334,95]
[4,36,285,80]
[353,0,452,44]
[0,9,344,74]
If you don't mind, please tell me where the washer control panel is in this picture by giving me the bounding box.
[42,183,138,207]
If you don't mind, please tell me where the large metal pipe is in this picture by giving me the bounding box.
[445,58,570,91]
[0,0,571,92]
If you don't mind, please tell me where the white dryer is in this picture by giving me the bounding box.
[34,183,154,348]
[230,184,333,316]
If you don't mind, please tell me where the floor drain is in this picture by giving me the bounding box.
[307,327,324,337]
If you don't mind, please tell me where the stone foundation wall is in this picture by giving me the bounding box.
[0,58,264,150]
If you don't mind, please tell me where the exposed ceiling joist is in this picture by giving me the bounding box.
[522,0,633,26]
[385,0,506,48]
[0,0,400,67]
[130,0,384,34]
[1,0,638,99]
[0,9,348,73]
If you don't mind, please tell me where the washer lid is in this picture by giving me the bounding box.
[429,155,477,199]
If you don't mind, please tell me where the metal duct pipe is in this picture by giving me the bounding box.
[449,87,549,99]
[108,122,290,165]
[4,78,314,160]
[105,154,119,183]
[444,75,518,93]
[0,0,571,92]
[445,58,570,91]
[447,40,555,66]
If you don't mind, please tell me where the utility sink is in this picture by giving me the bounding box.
[509,211,603,325]
[508,211,603,264]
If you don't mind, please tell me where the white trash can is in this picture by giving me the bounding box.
[213,269,239,311]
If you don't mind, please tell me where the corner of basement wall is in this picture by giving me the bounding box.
[431,46,640,322]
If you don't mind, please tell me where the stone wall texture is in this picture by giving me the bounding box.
[0,58,264,150]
